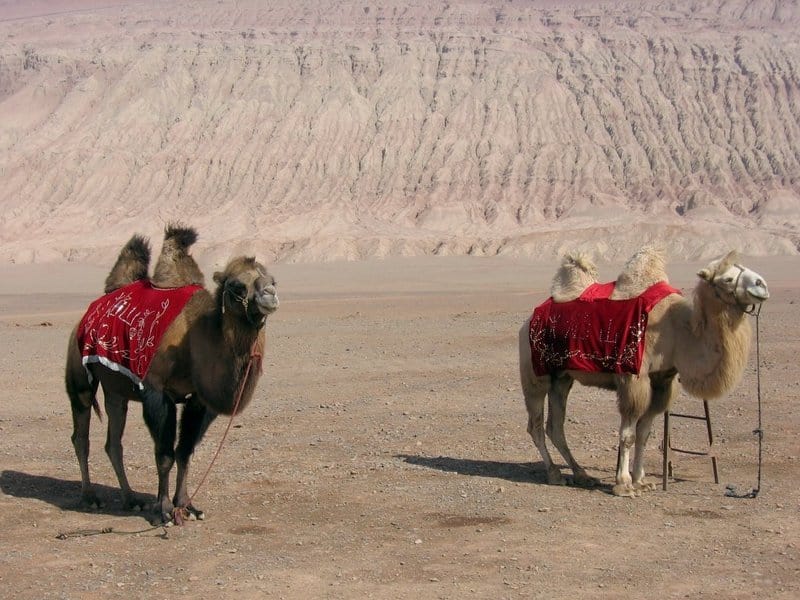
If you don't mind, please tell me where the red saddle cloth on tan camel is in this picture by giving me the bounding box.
[77,280,203,386]
[529,281,681,376]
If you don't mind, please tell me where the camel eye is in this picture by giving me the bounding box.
[227,280,246,295]
[723,277,734,283]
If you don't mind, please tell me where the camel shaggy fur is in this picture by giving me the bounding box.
[103,234,151,293]
[549,251,598,302]
[65,226,279,522]
[519,248,769,496]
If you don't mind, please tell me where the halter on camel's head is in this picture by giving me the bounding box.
[215,257,280,329]
[698,250,770,314]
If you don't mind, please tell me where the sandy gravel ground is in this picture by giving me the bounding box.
[0,255,798,599]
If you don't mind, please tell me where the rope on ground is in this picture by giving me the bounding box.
[56,524,169,539]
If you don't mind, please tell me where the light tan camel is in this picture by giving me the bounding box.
[518,247,769,497]
[65,225,279,522]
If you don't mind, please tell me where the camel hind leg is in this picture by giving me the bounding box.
[65,339,102,508]
[102,390,149,511]
[524,380,565,485]
[520,322,564,484]
[546,375,597,487]
[67,381,102,508]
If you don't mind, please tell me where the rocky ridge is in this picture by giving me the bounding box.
[1,0,798,264]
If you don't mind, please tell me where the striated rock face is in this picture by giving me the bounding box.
[1,0,799,264]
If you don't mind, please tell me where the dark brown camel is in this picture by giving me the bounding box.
[65,226,279,523]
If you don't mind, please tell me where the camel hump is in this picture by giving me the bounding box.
[163,223,198,250]
[612,245,668,299]
[550,251,599,303]
[104,234,151,293]
[151,223,205,288]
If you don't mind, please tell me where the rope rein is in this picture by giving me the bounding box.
[704,265,766,499]
[222,288,267,329]
[725,304,764,499]
[172,339,262,525]
[708,264,765,498]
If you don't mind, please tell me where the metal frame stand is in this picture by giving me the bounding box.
[662,399,719,490]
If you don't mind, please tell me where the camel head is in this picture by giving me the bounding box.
[697,251,770,311]
[214,256,279,327]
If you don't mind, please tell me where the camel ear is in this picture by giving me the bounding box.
[721,250,738,268]
[697,267,712,281]
[213,271,225,285]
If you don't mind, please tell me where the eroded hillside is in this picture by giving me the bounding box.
[1,0,798,263]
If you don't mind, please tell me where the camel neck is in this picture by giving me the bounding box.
[676,284,751,399]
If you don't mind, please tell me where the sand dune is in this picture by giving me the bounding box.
[1,0,798,264]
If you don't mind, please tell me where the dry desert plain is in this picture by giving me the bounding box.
[0,254,799,599]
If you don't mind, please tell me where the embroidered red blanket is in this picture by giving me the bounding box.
[77,280,203,386]
[529,281,681,376]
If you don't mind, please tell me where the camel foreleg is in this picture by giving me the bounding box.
[631,376,677,492]
[613,414,639,497]
[613,376,652,497]
[172,397,217,521]
[141,386,177,523]
[630,412,658,492]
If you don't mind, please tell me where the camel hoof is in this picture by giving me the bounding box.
[612,483,638,498]
[571,470,599,488]
[170,504,205,525]
[546,466,566,486]
[634,480,657,493]
[122,493,150,513]
[79,493,104,510]
[150,498,176,525]
[183,504,205,521]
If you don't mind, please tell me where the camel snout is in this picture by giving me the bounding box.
[748,283,769,301]
[256,288,279,313]
[747,277,769,302]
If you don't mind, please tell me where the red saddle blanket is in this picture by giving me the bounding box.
[77,280,203,385]
[529,281,680,376]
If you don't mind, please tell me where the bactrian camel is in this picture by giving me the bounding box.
[65,225,279,522]
[518,247,769,497]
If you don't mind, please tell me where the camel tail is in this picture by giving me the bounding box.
[65,360,103,422]
[104,234,152,293]
[91,397,103,421]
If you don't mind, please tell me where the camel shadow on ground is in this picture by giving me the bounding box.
[0,470,157,522]
[396,455,615,494]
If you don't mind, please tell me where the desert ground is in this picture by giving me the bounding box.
[0,254,798,599]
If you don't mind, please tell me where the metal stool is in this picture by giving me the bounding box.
[661,399,719,490]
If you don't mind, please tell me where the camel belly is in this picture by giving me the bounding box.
[567,370,619,390]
